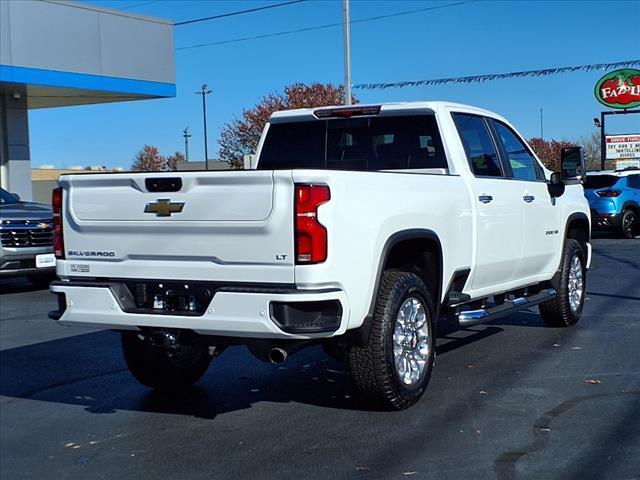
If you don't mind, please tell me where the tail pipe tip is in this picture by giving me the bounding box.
[268,347,288,365]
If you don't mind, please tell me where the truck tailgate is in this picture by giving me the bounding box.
[58,171,295,284]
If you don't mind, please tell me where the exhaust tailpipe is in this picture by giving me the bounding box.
[268,347,288,365]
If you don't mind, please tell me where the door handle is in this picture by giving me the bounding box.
[479,195,493,204]
[523,195,535,203]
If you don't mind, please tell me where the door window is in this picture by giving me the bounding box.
[627,174,640,189]
[452,114,503,177]
[492,121,541,181]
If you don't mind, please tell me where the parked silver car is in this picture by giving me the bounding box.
[0,187,56,285]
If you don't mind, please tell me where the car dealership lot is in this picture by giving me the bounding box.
[1,237,638,480]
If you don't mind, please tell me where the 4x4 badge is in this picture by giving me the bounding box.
[144,199,185,217]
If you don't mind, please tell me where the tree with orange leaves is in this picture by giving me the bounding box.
[527,137,576,172]
[218,83,355,169]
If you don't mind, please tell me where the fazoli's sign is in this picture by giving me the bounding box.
[594,68,640,109]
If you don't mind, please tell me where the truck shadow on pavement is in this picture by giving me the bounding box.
[0,277,51,295]
[0,317,527,418]
[0,330,368,418]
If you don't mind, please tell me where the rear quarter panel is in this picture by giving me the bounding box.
[291,169,473,330]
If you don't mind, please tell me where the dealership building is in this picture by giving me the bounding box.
[0,0,175,200]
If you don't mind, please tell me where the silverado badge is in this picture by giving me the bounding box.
[144,199,185,217]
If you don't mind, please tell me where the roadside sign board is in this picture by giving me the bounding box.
[615,159,640,169]
[606,134,640,160]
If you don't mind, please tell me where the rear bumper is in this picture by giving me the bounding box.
[589,198,621,229]
[590,211,622,229]
[49,281,349,340]
[0,248,55,278]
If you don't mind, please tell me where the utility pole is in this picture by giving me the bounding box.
[599,112,606,171]
[539,107,544,139]
[343,0,352,106]
[195,85,212,170]
[182,127,191,161]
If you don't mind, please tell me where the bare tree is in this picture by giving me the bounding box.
[165,152,185,171]
[576,131,601,171]
[131,146,180,172]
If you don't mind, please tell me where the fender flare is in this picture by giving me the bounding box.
[345,229,443,346]
[563,212,591,241]
[555,212,591,273]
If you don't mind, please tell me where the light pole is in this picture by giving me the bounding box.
[195,85,212,170]
[182,127,191,161]
[343,0,352,106]
[593,117,604,170]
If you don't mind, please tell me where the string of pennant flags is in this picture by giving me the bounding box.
[352,60,640,90]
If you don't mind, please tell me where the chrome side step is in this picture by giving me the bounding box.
[458,288,556,327]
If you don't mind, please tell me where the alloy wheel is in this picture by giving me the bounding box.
[568,255,584,313]
[393,297,430,385]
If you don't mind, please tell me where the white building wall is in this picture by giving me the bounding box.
[0,0,176,201]
[2,0,175,84]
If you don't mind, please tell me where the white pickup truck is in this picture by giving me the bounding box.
[49,102,591,409]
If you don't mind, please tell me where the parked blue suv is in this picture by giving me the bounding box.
[584,169,640,238]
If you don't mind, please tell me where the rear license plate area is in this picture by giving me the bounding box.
[120,281,216,316]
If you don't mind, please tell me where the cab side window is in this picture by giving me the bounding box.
[452,113,503,177]
[491,120,541,181]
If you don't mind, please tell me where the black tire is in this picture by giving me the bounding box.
[539,239,586,327]
[348,271,436,410]
[621,209,639,239]
[121,331,213,391]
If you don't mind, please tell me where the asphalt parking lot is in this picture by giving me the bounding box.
[1,237,639,480]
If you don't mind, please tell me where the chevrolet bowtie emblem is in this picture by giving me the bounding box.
[144,199,185,217]
[37,222,49,230]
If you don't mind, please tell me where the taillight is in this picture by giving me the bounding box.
[596,189,621,197]
[52,187,64,259]
[295,184,330,264]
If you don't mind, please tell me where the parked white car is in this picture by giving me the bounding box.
[49,102,591,409]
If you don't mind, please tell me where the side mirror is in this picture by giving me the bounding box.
[11,192,20,201]
[560,146,585,184]
[547,172,566,198]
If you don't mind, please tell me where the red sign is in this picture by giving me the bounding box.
[606,135,640,143]
[595,69,640,109]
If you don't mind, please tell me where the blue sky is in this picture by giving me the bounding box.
[29,0,640,169]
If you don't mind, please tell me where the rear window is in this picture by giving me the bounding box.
[584,175,619,189]
[258,115,447,171]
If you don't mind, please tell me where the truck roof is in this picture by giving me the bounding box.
[269,101,508,124]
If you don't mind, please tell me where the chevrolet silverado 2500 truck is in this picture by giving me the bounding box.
[49,102,591,409]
